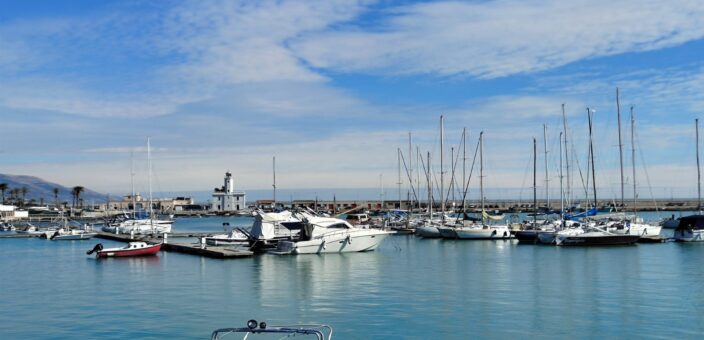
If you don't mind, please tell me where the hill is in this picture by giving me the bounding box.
[0,174,105,206]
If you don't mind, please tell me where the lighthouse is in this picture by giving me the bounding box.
[211,172,246,212]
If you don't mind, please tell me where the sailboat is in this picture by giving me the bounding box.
[554,108,639,246]
[605,102,661,238]
[453,132,512,240]
[515,138,557,243]
[416,117,445,238]
[674,118,704,242]
[106,138,173,234]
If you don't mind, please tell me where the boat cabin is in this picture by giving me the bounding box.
[676,215,704,230]
[345,213,370,225]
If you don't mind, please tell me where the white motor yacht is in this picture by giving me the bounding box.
[272,213,391,255]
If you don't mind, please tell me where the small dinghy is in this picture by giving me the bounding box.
[211,319,332,340]
[87,242,161,258]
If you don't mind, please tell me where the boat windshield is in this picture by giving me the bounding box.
[211,322,332,340]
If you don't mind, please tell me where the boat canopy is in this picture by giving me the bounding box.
[676,215,704,230]
[250,211,296,239]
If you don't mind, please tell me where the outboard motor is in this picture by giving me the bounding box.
[86,243,104,255]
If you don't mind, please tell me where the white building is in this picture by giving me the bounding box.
[211,172,246,212]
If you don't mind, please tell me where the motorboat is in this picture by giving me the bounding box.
[48,227,97,240]
[0,222,16,231]
[205,222,249,246]
[103,218,173,234]
[211,319,332,340]
[247,210,302,251]
[673,215,704,242]
[86,242,161,258]
[272,213,392,255]
[16,223,55,235]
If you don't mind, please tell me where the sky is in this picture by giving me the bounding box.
[1,0,704,201]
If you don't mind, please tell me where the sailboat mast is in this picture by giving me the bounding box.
[147,137,154,230]
[630,107,637,215]
[559,132,564,227]
[543,124,549,210]
[398,148,402,210]
[451,147,455,207]
[697,118,701,210]
[587,108,597,208]
[427,152,432,217]
[562,104,571,207]
[409,132,413,211]
[462,127,467,213]
[130,150,136,219]
[417,146,421,212]
[616,88,625,209]
[480,131,485,224]
[380,174,384,212]
[440,115,445,219]
[533,137,537,227]
[272,156,276,207]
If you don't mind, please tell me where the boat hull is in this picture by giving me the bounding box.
[50,232,97,240]
[557,234,639,246]
[415,225,441,238]
[97,244,161,258]
[455,226,512,240]
[674,229,704,242]
[437,226,458,239]
[276,232,390,254]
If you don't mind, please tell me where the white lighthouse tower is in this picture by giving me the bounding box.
[211,171,246,212]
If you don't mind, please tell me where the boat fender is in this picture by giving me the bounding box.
[503,231,508,238]
[86,243,103,255]
[346,235,352,244]
[491,230,497,236]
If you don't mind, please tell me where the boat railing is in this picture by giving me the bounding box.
[211,320,332,340]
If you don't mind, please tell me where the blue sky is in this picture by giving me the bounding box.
[1,0,703,200]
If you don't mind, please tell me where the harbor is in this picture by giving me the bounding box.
[4,1,704,338]
[1,214,702,339]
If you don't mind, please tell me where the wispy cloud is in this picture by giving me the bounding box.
[293,0,704,78]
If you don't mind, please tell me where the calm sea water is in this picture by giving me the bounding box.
[1,212,704,339]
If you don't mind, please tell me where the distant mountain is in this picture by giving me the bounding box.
[0,174,105,205]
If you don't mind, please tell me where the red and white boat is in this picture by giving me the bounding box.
[87,242,161,258]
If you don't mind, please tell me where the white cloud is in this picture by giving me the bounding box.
[293,0,704,78]
[160,0,373,85]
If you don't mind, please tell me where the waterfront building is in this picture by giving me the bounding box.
[211,172,246,212]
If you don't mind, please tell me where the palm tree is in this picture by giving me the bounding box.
[72,186,84,208]
[0,183,7,204]
[52,187,60,208]
[20,186,28,207]
[10,188,19,205]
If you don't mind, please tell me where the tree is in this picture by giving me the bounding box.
[0,183,6,204]
[20,186,28,207]
[72,186,84,208]
[52,187,60,208]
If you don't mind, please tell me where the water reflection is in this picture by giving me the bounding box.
[251,252,384,314]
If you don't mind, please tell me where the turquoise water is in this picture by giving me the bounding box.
[2,214,704,339]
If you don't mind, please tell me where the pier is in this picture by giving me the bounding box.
[93,232,254,259]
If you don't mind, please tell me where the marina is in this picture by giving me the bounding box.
[1,214,703,339]
[4,1,704,338]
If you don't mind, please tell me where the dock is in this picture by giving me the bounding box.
[93,232,253,259]
[0,233,42,239]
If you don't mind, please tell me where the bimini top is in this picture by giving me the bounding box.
[676,215,704,230]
